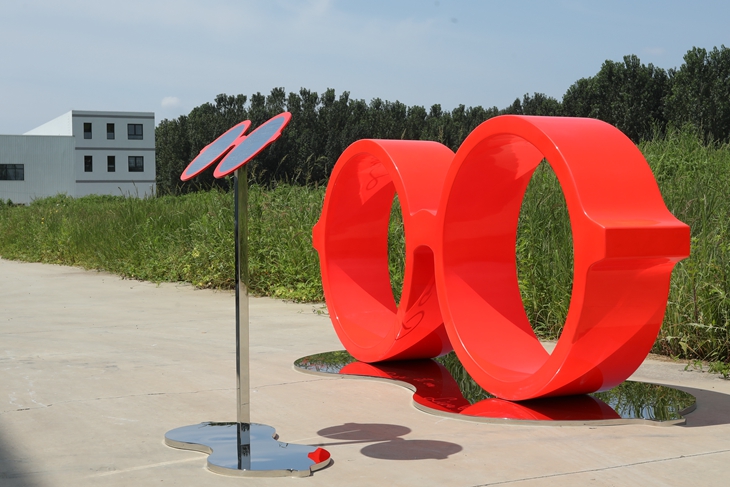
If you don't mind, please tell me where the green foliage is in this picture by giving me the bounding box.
[248,184,325,301]
[155,88,509,194]
[709,361,730,379]
[512,128,730,362]
[503,93,563,116]
[561,46,730,145]
[388,196,405,303]
[0,187,325,301]
[641,128,730,362]
[562,54,669,141]
[666,45,730,143]
[516,162,573,339]
[154,46,730,196]
[684,359,730,379]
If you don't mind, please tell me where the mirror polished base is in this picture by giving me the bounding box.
[164,422,331,477]
[294,351,696,426]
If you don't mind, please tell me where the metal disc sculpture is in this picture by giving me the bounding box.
[313,115,690,402]
[165,112,331,477]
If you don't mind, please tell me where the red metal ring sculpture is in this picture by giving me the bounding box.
[314,115,690,401]
[312,140,455,362]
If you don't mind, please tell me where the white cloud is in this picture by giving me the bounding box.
[161,97,181,108]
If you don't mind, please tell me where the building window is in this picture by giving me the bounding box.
[107,156,116,172]
[84,155,93,172]
[128,124,143,140]
[107,123,115,139]
[128,156,144,172]
[84,122,92,139]
[0,164,24,181]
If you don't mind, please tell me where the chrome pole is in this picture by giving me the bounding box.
[164,114,330,476]
[234,167,250,426]
[234,168,251,470]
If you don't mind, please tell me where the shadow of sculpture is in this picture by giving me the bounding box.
[0,432,41,487]
[316,423,463,461]
[674,385,730,427]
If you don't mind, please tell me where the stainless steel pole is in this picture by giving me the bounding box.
[234,168,251,470]
[234,167,250,425]
[164,114,330,476]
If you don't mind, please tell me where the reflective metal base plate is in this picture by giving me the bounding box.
[294,351,696,426]
[164,422,331,477]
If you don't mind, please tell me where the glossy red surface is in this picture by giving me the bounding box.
[340,360,471,414]
[314,115,690,400]
[339,359,621,421]
[312,140,455,362]
[306,447,331,464]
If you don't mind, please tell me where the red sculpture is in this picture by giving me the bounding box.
[313,115,690,401]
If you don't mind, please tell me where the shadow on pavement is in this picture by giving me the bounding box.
[677,386,730,427]
[0,431,42,487]
[316,422,463,461]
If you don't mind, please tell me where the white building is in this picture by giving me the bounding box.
[0,110,155,204]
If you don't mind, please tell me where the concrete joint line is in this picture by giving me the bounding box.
[469,448,730,486]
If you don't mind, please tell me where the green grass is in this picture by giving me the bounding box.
[516,162,573,339]
[509,128,730,364]
[0,127,728,364]
[643,129,730,363]
[0,186,326,301]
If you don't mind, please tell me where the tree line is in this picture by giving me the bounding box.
[155,45,730,195]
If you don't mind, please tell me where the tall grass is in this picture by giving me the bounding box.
[388,196,406,303]
[0,186,326,301]
[0,128,728,362]
[516,163,573,339]
[509,128,730,362]
[642,129,730,362]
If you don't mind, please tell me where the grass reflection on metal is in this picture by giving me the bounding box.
[434,351,496,403]
[295,350,357,374]
[294,351,695,424]
[593,382,695,421]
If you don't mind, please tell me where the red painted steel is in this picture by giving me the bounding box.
[338,359,620,421]
[312,140,455,362]
[314,115,690,401]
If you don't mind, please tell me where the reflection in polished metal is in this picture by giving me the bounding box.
[164,423,331,477]
[235,169,250,425]
[214,113,291,178]
[166,113,331,476]
[180,120,251,181]
[294,351,696,426]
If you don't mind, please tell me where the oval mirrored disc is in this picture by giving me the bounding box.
[213,112,292,178]
[180,120,251,181]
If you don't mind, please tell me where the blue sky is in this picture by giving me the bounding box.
[1,0,728,134]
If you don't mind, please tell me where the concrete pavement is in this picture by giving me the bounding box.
[1,258,730,486]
